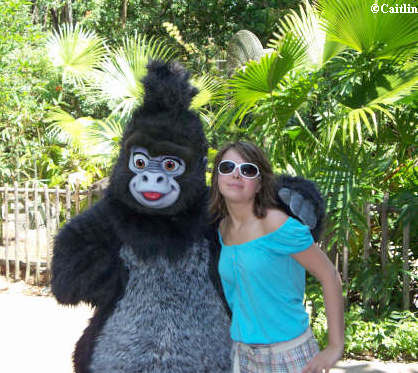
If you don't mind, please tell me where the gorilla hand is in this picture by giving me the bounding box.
[275,175,325,242]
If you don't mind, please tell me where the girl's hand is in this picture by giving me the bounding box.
[302,344,343,373]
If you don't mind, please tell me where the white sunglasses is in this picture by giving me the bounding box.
[218,160,260,179]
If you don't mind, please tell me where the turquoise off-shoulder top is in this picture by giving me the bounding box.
[218,216,314,344]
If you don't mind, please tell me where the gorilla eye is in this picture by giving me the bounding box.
[133,153,149,169]
[163,158,180,172]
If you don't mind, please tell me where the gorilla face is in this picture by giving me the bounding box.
[128,146,186,209]
[107,61,209,217]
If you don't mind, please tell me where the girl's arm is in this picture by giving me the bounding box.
[292,243,345,373]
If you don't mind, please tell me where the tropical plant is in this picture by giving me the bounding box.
[87,33,176,118]
[46,23,106,85]
[0,0,62,184]
[214,0,417,314]
[45,24,226,173]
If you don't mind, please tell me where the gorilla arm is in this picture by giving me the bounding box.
[51,199,126,307]
[275,175,325,242]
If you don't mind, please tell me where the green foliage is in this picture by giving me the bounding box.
[308,278,418,361]
[0,0,416,361]
[324,306,418,361]
[46,23,106,85]
[72,0,302,49]
[214,2,418,346]
[88,32,176,118]
[0,0,61,184]
[318,0,418,60]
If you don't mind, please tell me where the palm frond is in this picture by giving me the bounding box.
[369,65,418,106]
[87,116,125,158]
[226,33,308,122]
[46,107,97,151]
[323,103,394,147]
[89,33,175,119]
[46,23,105,84]
[317,0,418,60]
[190,75,225,110]
[314,141,393,247]
[213,102,249,130]
[271,0,344,68]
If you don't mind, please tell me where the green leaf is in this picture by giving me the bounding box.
[318,0,418,60]
[88,33,175,119]
[190,75,224,110]
[270,0,344,68]
[46,23,105,84]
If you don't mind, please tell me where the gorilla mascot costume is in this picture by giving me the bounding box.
[51,60,324,373]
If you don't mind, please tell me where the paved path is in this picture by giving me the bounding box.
[1,292,417,373]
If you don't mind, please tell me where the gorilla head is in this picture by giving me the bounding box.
[108,60,208,216]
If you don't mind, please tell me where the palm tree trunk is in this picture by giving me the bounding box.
[380,192,389,270]
[403,217,410,310]
[121,0,129,28]
[63,0,73,25]
[363,202,371,308]
[67,0,73,25]
[363,202,370,260]
[50,8,59,31]
[31,0,39,24]
[380,192,389,309]
[343,231,349,308]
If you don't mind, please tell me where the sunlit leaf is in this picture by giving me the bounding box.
[89,33,175,119]
[317,0,418,60]
[46,23,105,84]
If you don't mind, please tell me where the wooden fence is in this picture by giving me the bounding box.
[0,181,103,284]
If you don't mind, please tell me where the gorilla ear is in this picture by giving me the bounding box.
[142,60,198,113]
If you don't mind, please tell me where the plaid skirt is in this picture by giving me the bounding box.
[231,328,319,373]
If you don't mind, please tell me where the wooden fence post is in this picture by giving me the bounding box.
[24,182,30,282]
[66,184,71,221]
[44,185,52,278]
[55,186,60,232]
[75,180,80,215]
[4,185,10,279]
[14,182,20,280]
[34,182,40,284]
[87,186,93,208]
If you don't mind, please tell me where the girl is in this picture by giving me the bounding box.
[210,141,344,373]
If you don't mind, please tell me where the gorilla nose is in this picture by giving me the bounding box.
[141,172,167,185]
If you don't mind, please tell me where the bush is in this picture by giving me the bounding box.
[311,303,418,361]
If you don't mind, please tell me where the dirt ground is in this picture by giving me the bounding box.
[1,277,417,373]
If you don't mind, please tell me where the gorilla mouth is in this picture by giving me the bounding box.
[142,192,164,201]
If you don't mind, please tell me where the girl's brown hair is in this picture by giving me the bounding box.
[209,141,278,221]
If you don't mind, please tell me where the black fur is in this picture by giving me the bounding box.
[275,175,325,242]
[52,198,127,307]
[142,60,198,113]
[52,61,230,373]
[108,62,207,218]
[51,60,325,373]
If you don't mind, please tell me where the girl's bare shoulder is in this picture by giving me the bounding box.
[262,208,289,233]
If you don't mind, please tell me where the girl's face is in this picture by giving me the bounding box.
[217,148,261,204]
